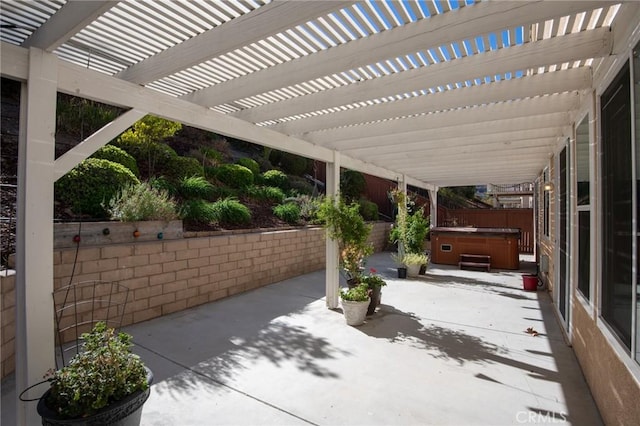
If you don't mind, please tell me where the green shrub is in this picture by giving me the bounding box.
[269,150,309,176]
[340,170,366,202]
[211,197,251,225]
[262,169,288,189]
[210,185,238,200]
[245,185,285,203]
[91,145,139,176]
[288,175,314,195]
[55,158,139,218]
[150,176,176,195]
[164,156,204,180]
[285,195,320,222]
[108,181,178,222]
[180,199,218,224]
[114,139,179,179]
[236,158,260,176]
[214,164,254,188]
[273,203,301,224]
[359,198,379,221]
[176,176,214,200]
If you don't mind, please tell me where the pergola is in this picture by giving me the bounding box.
[2,1,638,424]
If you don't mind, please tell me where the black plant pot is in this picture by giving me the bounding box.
[397,267,407,278]
[419,264,427,275]
[367,286,381,316]
[37,369,153,426]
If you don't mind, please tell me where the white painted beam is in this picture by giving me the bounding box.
[325,152,340,310]
[22,1,115,51]
[234,26,612,124]
[275,67,590,135]
[429,189,438,229]
[185,0,609,107]
[54,109,147,180]
[15,48,57,426]
[344,128,566,157]
[329,112,570,151]
[117,1,353,84]
[305,96,577,145]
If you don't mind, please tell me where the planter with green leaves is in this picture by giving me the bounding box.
[36,322,152,426]
[340,284,370,326]
[403,252,429,278]
[360,269,386,315]
[318,195,373,284]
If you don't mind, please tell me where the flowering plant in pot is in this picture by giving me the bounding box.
[37,321,152,426]
[360,268,387,315]
[340,284,370,326]
[403,252,429,278]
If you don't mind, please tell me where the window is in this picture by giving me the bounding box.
[601,61,632,350]
[576,115,591,300]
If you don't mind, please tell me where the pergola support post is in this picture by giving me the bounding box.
[325,152,341,309]
[15,48,57,426]
[429,186,439,228]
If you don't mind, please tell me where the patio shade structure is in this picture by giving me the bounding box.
[2,1,639,424]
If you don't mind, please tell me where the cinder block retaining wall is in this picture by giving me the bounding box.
[0,222,390,379]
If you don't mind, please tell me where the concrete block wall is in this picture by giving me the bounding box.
[1,222,390,379]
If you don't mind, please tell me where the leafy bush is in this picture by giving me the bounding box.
[285,194,320,222]
[210,185,238,200]
[262,169,288,189]
[288,175,314,195]
[214,164,254,188]
[164,156,204,180]
[340,170,366,202]
[55,158,139,218]
[405,208,430,253]
[56,95,120,139]
[358,198,379,221]
[114,139,179,179]
[176,176,214,200]
[269,150,309,176]
[236,158,260,176]
[180,199,218,224]
[273,203,301,224]
[245,185,285,204]
[108,181,178,221]
[45,322,148,419]
[91,145,139,176]
[211,197,251,225]
[340,284,369,302]
[115,115,182,178]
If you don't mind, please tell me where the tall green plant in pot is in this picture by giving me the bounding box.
[389,189,408,278]
[317,195,373,285]
[36,322,152,426]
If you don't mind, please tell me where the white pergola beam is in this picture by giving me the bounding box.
[276,67,590,135]
[185,0,609,107]
[117,1,353,84]
[234,26,612,124]
[53,109,147,181]
[306,96,578,145]
[21,1,116,51]
[15,48,58,426]
[1,42,427,190]
[345,128,566,157]
[329,112,570,151]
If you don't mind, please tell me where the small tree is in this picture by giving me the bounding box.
[318,195,373,283]
[117,115,182,177]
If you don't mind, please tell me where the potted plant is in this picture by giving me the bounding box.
[403,252,429,278]
[318,195,373,285]
[340,284,370,326]
[389,189,408,278]
[360,268,387,315]
[36,322,152,425]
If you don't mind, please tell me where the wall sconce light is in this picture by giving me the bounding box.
[543,182,554,192]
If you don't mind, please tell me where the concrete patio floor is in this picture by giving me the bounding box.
[2,252,602,425]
